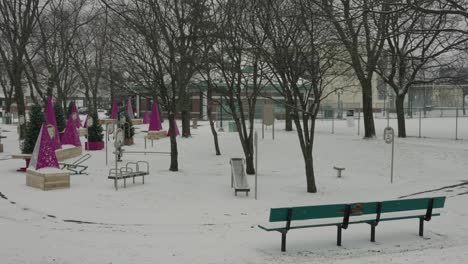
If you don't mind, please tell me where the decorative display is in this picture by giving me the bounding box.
[28,123,60,170]
[149,101,163,131]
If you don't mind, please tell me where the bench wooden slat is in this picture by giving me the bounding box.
[269,197,446,222]
[259,213,441,232]
[381,196,445,213]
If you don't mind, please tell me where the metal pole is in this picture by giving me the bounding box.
[272,121,275,140]
[255,131,258,200]
[262,122,264,139]
[357,109,360,136]
[391,134,394,184]
[387,106,390,127]
[455,107,459,140]
[331,110,335,134]
[419,107,422,138]
[105,124,108,166]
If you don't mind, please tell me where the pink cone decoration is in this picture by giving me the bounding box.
[45,96,61,149]
[126,98,134,119]
[61,114,81,147]
[28,123,60,170]
[167,120,180,137]
[70,101,81,128]
[149,101,163,131]
[143,111,150,124]
[111,98,118,119]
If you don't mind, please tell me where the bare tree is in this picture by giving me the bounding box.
[254,0,344,192]
[69,5,108,117]
[0,0,50,139]
[317,0,391,138]
[376,4,467,137]
[103,0,209,171]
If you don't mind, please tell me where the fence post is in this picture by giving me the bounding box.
[332,110,335,134]
[455,107,459,140]
[419,108,422,138]
[357,109,360,136]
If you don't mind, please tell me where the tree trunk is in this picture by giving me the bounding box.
[12,70,26,140]
[181,110,191,137]
[395,94,406,138]
[304,151,317,193]
[285,104,293,131]
[207,87,221,155]
[362,81,376,138]
[168,113,178,171]
[245,151,255,175]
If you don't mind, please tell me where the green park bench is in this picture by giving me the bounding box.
[258,196,446,252]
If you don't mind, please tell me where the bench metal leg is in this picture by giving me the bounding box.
[114,178,118,191]
[124,178,126,188]
[133,176,135,184]
[151,139,154,147]
[370,224,376,242]
[419,217,424,237]
[281,232,287,252]
[143,175,145,184]
[337,225,342,246]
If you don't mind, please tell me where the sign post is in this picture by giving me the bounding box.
[254,131,258,200]
[383,127,395,184]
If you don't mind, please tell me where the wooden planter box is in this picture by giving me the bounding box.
[26,168,70,191]
[56,146,82,161]
[131,119,143,125]
[99,119,117,125]
[78,128,88,137]
[85,141,104,151]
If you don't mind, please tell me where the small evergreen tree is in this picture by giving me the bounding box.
[54,103,66,132]
[123,112,135,139]
[22,104,44,154]
[88,112,104,142]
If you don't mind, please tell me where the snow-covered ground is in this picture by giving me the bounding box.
[1,118,467,264]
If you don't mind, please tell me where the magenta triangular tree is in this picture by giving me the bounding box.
[28,123,60,170]
[149,101,163,131]
[111,98,118,119]
[61,114,81,147]
[167,120,180,137]
[70,101,81,128]
[126,98,134,119]
[143,111,150,124]
[45,96,61,149]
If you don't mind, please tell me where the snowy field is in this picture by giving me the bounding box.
[1,117,468,264]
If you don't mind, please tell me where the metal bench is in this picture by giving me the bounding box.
[59,153,91,175]
[258,196,446,252]
[108,161,149,190]
[333,166,345,177]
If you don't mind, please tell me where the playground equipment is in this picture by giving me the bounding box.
[60,153,91,175]
[230,158,250,196]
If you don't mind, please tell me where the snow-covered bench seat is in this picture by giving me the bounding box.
[108,161,149,190]
[258,196,446,252]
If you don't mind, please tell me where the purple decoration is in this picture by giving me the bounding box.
[70,101,81,128]
[167,120,180,137]
[45,96,61,149]
[28,123,60,170]
[143,111,151,124]
[149,101,163,131]
[126,98,134,118]
[111,98,118,119]
[61,114,81,147]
